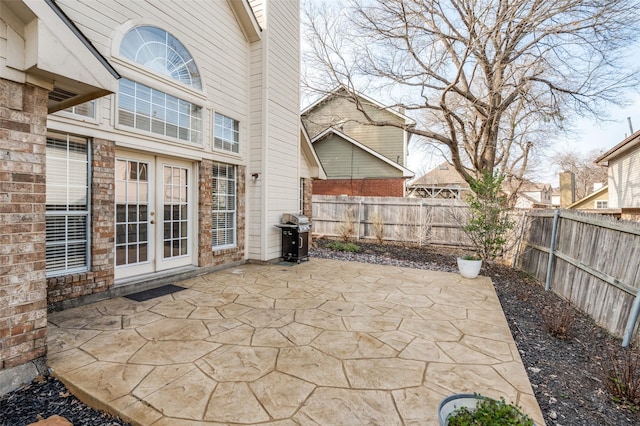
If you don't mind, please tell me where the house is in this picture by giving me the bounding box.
[0,0,321,393]
[407,162,471,199]
[596,129,640,220]
[502,178,553,209]
[301,87,414,197]
[566,185,619,216]
[408,163,551,209]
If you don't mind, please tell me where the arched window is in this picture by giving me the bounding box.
[117,25,202,143]
[120,26,201,90]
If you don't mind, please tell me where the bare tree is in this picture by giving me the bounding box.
[553,149,608,199]
[302,0,640,187]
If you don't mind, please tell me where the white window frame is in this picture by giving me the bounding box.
[118,78,202,144]
[214,113,240,153]
[595,200,608,209]
[212,162,236,249]
[45,133,91,276]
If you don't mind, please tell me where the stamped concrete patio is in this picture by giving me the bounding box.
[47,258,544,425]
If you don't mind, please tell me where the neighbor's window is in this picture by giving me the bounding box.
[596,200,608,209]
[214,113,239,153]
[63,100,96,118]
[212,162,236,248]
[45,133,90,275]
[118,79,202,143]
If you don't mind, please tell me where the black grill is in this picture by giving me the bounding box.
[276,214,311,263]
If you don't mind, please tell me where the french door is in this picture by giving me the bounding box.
[115,152,195,279]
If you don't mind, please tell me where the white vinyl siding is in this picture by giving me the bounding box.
[45,133,90,275]
[212,162,236,248]
[609,149,640,208]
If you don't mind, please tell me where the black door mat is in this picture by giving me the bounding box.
[124,284,186,302]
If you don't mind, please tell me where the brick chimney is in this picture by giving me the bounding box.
[559,171,576,208]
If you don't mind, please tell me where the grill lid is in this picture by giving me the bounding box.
[282,213,309,225]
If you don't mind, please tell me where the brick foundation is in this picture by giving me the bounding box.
[0,79,49,370]
[313,178,405,197]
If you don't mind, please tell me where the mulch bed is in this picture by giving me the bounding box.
[1,237,638,425]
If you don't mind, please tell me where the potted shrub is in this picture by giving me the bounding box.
[456,171,514,278]
[438,393,535,425]
[456,254,482,279]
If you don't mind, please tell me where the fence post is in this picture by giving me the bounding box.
[622,288,640,347]
[512,210,527,268]
[545,209,561,291]
[357,201,362,240]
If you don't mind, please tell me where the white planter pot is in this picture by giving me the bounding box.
[438,394,537,425]
[438,394,484,425]
[456,257,482,279]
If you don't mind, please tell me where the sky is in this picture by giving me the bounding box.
[301,0,640,188]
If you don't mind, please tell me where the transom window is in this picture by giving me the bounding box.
[212,163,236,248]
[120,26,201,89]
[45,133,90,275]
[118,78,202,143]
[214,113,240,153]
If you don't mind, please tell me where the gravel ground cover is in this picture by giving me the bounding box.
[1,237,638,425]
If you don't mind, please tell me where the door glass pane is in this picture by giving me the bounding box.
[115,159,150,266]
[163,165,188,259]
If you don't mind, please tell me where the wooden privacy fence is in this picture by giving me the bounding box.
[516,209,640,344]
[312,195,640,344]
[312,195,471,247]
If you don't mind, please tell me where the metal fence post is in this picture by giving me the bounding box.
[545,209,560,291]
[623,288,640,347]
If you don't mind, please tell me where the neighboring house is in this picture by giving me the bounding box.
[1,0,321,392]
[596,130,640,221]
[407,162,471,199]
[566,185,619,216]
[301,87,414,197]
[408,163,551,209]
[502,178,553,209]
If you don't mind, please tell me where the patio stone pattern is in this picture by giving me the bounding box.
[48,259,544,425]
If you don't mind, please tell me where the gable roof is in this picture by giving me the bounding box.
[302,86,416,126]
[567,185,609,209]
[595,129,640,165]
[312,127,414,178]
[227,0,261,42]
[5,0,120,112]
[300,120,326,180]
[408,162,469,187]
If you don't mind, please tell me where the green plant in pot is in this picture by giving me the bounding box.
[457,172,514,278]
[438,394,535,425]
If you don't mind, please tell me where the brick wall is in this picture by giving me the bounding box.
[200,162,245,267]
[46,138,115,305]
[0,79,48,370]
[313,178,405,197]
